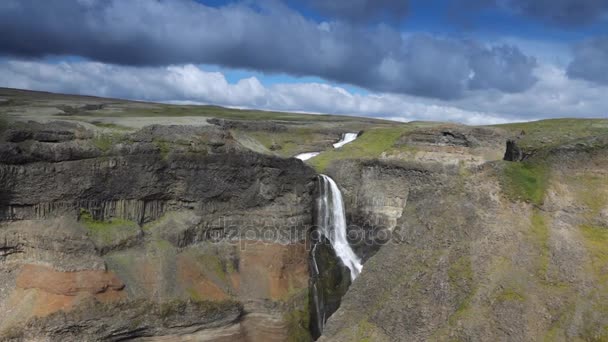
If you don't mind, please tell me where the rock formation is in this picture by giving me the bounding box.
[1,88,607,341]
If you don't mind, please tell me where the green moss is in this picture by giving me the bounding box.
[567,174,608,218]
[501,161,550,205]
[448,255,474,289]
[580,225,608,283]
[580,306,608,342]
[201,254,230,282]
[79,209,140,244]
[187,287,203,301]
[285,301,311,341]
[528,210,550,279]
[92,134,114,153]
[447,254,475,324]
[496,288,525,302]
[152,238,173,252]
[308,128,406,172]
[153,139,171,160]
[353,320,376,342]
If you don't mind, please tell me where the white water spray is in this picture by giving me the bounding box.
[295,152,321,160]
[333,133,358,148]
[317,174,363,280]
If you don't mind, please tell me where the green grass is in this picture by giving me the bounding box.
[500,161,550,205]
[79,209,140,244]
[308,127,408,172]
[493,118,608,151]
[91,103,392,125]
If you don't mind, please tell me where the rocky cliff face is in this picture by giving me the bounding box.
[0,121,316,341]
[319,133,608,341]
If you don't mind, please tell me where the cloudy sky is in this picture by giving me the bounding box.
[1,0,607,124]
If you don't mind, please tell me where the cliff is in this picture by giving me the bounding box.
[319,128,608,341]
[0,117,316,341]
[1,88,607,341]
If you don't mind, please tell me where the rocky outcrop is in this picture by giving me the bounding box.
[0,122,317,341]
[208,118,289,133]
[3,300,243,341]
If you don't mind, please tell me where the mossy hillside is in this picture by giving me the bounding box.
[495,288,526,302]
[493,118,608,151]
[580,225,608,284]
[528,210,551,279]
[308,127,411,172]
[68,101,392,124]
[79,209,140,245]
[447,254,475,317]
[500,161,550,205]
[246,127,335,157]
[563,173,608,219]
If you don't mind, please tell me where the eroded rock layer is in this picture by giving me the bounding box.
[0,122,316,341]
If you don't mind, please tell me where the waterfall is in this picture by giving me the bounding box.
[310,174,362,338]
[293,132,358,160]
[316,174,362,280]
[295,152,321,160]
[333,133,358,148]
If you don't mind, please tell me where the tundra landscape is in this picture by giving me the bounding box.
[1,0,608,341]
[0,88,607,341]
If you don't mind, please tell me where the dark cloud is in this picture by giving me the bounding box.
[461,0,608,26]
[306,0,409,23]
[0,0,537,99]
[567,37,608,85]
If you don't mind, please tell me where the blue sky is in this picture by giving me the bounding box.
[0,0,607,124]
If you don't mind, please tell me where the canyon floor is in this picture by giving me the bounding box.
[1,88,607,341]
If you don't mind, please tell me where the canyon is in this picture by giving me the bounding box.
[0,88,607,341]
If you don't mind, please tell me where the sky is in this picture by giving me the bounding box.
[0,0,607,124]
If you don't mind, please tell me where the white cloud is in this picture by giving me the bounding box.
[0,59,606,125]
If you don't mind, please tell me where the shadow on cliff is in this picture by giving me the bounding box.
[0,183,14,220]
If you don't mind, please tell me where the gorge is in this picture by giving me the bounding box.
[0,88,607,341]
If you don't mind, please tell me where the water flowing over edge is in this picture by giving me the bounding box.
[333,133,358,148]
[316,174,362,280]
[295,152,321,160]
